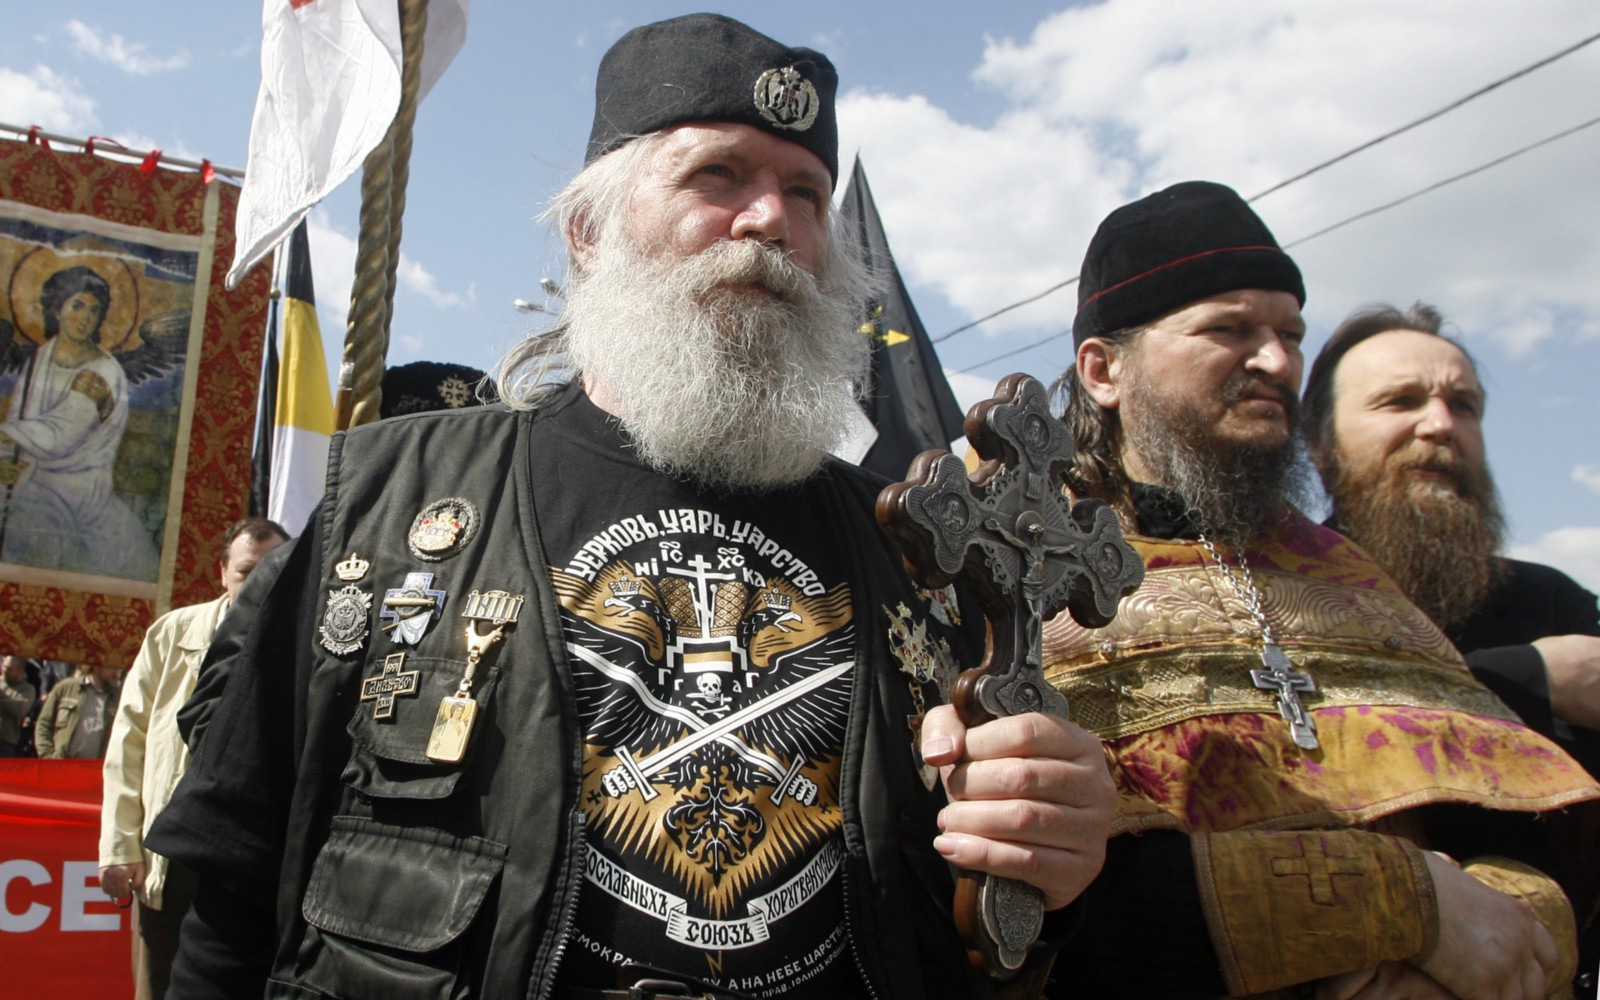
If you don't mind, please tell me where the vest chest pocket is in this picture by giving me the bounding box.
[343,657,502,800]
[297,815,507,999]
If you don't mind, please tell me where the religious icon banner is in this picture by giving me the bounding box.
[0,141,271,665]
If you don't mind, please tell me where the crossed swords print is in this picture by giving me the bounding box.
[566,642,851,807]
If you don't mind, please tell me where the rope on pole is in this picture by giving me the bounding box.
[336,0,430,430]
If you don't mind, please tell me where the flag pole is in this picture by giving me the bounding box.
[335,0,430,430]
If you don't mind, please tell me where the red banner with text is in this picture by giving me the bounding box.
[1,760,131,995]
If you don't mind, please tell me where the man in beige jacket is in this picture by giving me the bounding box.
[99,516,286,999]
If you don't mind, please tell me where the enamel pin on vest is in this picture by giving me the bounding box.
[380,572,447,646]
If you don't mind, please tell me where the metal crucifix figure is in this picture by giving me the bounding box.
[877,373,1145,978]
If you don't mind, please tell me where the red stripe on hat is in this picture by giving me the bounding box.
[1077,245,1284,314]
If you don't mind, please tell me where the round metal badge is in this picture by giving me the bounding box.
[408,496,481,561]
[753,66,820,132]
[320,585,373,656]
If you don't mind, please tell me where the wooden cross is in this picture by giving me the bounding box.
[1270,834,1365,905]
[359,652,420,720]
[877,373,1145,977]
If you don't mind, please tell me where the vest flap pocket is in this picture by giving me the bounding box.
[302,815,507,952]
[346,658,499,765]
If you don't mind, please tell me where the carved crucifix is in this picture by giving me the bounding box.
[1252,644,1319,750]
[877,372,1145,978]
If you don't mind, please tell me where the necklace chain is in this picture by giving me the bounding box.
[1196,533,1277,646]
[1197,531,1322,750]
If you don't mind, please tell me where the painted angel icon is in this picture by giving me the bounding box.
[0,241,190,581]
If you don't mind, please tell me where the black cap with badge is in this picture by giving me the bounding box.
[585,12,840,182]
[379,361,494,419]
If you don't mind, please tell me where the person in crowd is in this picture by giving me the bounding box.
[146,15,1113,999]
[1303,301,1600,997]
[35,660,122,758]
[99,516,288,1000]
[35,659,73,695]
[0,653,36,756]
[1304,302,1600,741]
[1040,180,1598,998]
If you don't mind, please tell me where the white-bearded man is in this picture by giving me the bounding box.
[1039,181,1598,999]
[146,14,1111,1000]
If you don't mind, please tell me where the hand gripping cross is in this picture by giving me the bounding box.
[876,373,1144,978]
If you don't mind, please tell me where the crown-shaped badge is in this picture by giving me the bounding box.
[336,552,371,581]
[761,590,791,612]
[609,578,642,597]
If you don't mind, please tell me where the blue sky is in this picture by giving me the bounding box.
[4,1,1598,589]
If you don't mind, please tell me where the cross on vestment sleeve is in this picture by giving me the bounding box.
[876,373,1146,978]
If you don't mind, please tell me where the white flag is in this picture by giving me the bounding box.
[227,0,470,288]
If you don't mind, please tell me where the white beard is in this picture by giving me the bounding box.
[562,237,870,492]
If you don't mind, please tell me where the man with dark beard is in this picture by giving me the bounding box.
[144,14,1111,1000]
[1038,181,1598,999]
[1304,303,1600,742]
[1306,305,1600,1000]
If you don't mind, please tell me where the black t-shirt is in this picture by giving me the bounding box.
[535,387,870,998]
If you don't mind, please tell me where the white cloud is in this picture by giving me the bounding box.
[397,256,463,309]
[1575,464,1600,495]
[837,0,1600,359]
[301,210,467,383]
[0,65,97,133]
[66,20,188,75]
[1511,527,1600,593]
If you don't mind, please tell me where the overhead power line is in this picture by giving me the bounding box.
[1282,113,1600,249]
[957,111,1600,373]
[930,30,1600,347]
[1248,29,1600,202]
[932,276,1079,344]
[950,328,1071,376]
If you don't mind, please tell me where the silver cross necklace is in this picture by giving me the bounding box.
[1197,534,1320,750]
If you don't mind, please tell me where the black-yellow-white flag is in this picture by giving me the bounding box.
[265,221,333,534]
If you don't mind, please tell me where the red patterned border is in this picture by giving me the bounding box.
[0,141,270,665]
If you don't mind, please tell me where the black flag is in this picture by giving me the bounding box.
[249,277,280,517]
[840,157,966,480]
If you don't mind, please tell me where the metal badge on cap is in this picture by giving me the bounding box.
[753,66,819,131]
[437,375,472,408]
[408,497,480,561]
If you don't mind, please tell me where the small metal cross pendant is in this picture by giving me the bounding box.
[1249,643,1319,750]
